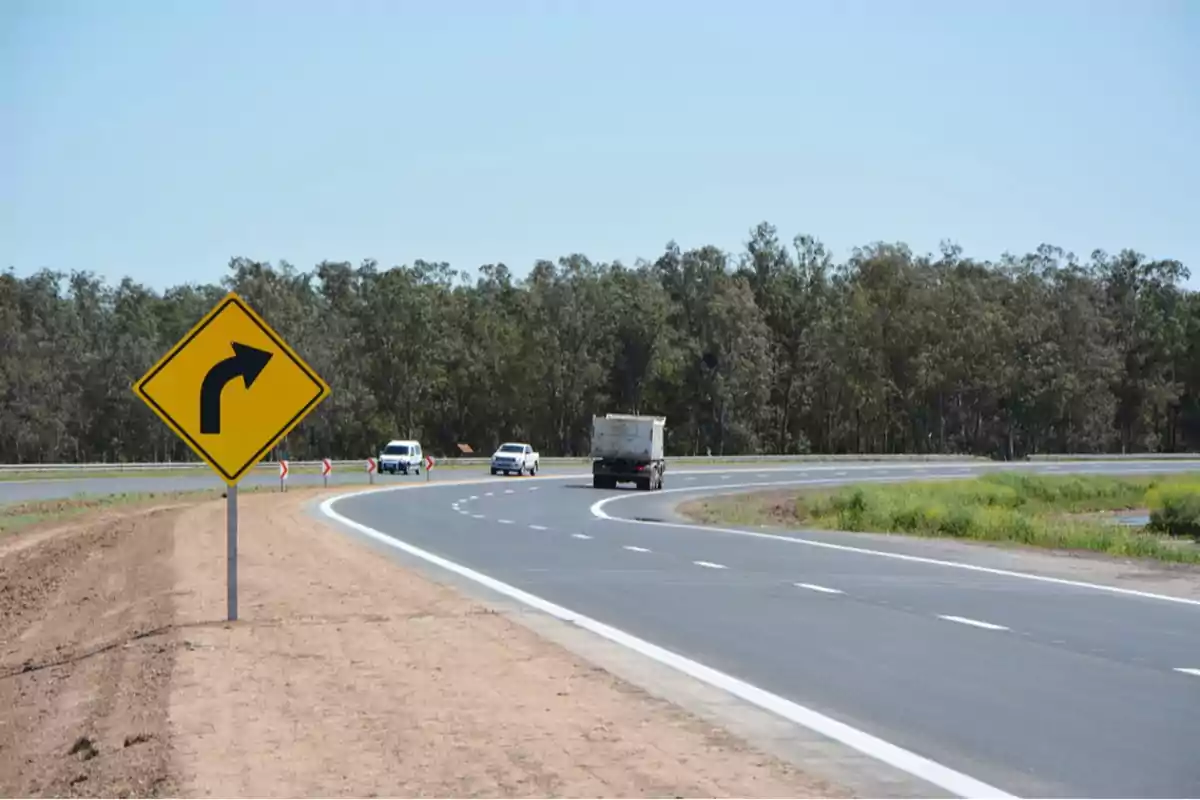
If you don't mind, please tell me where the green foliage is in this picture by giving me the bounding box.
[2,225,1199,462]
[1148,488,1200,540]
[790,473,1200,562]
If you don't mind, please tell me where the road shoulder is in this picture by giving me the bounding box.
[167,487,849,797]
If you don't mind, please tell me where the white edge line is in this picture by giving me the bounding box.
[319,489,1015,799]
[938,615,1009,632]
[589,478,1200,608]
[796,583,843,594]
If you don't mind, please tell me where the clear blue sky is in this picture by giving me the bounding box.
[4,0,1198,291]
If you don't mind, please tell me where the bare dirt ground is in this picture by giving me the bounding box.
[1,488,848,799]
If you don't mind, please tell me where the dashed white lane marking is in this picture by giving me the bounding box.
[686,476,697,481]
[529,486,539,491]
[938,615,1009,632]
[693,560,727,569]
[498,519,514,525]
[529,524,548,531]
[471,514,485,519]
[469,495,479,500]
[321,491,1017,799]
[796,583,843,594]
[1174,668,1200,677]
[720,474,731,480]
[835,470,847,476]
[623,545,651,553]
[590,479,1200,608]
[571,533,592,540]
[504,489,515,494]
[756,473,769,478]
[484,492,494,497]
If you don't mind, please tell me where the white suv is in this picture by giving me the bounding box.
[379,439,424,475]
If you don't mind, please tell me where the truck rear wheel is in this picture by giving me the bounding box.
[636,477,651,491]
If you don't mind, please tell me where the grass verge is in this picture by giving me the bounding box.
[680,472,1200,564]
[0,485,276,536]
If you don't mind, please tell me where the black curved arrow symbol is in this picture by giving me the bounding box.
[199,342,274,435]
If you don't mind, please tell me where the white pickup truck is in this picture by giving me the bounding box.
[490,442,539,476]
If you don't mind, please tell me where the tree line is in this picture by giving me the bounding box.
[2,222,1198,464]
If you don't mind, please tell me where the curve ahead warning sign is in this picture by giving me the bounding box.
[132,292,331,485]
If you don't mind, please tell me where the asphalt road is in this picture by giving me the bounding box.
[324,460,1200,799]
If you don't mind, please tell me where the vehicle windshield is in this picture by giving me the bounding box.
[383,444,410,455]
[498,444,523,453]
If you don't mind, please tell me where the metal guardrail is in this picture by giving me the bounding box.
[6,452,1200,473]
[0,453,1009,473]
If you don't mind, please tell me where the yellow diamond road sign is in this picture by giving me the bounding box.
[133,292,331,485]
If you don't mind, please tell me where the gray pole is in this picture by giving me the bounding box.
[226,483,238,622]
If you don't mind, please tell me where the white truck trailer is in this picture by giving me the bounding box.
[590,413,666,490]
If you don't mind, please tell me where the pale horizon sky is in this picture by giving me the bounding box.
[4,0,1199,291]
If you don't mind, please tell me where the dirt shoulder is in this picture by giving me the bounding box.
[678,489,1200,601]
[1,488,848,799]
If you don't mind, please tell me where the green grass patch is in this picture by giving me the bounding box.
[0,485,273,536]
[683,472,1200,564]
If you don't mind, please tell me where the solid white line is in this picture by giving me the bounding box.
[589,478,1200,608]
[571,533,592,540]
[498,519,514,525]
[693,560,727,569]
[796,583,843,594]
[623,545,651,553]
[319,492,1014,799]
[1173,667,1200,677]
[529,524,548,531]
[938,615,1009,632]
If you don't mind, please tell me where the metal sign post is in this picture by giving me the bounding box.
[226,483,238,621]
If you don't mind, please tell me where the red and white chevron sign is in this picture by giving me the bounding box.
[321,458,332,477]
[279,460,289,479]
[366,457,377,474]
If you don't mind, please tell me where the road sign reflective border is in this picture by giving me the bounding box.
[132,292,331,485]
